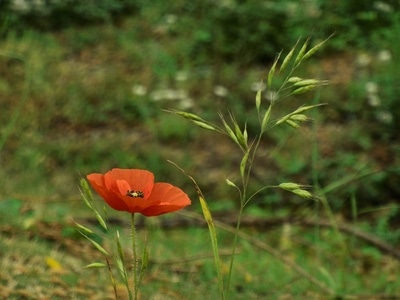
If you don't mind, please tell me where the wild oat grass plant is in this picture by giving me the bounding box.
[80,37,338,299]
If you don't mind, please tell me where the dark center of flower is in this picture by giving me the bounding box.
[126,190,144,198]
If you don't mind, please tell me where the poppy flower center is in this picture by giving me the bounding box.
[126,190,145,198]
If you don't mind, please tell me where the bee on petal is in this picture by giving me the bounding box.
[126,190,144,198]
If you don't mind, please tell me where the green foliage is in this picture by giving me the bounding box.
[1,4,400,298]
[182,1,289,64]
[350,14,400,141]
[156,114,193,142]
[330,14,400,211]
[1,2,399,211]
[0,0,138,32]
[288,0,400,51]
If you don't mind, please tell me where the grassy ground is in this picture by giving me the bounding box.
[1,7,400,300]
[1,207,400,299]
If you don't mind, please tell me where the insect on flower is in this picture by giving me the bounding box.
[126,190,144,198]
[86,168,191,216]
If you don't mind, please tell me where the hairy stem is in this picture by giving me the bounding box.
[131,213,138,300]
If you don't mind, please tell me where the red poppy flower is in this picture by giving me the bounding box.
[87,168,191,216]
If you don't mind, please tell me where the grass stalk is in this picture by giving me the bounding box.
[169,161,225,299]
[105,256,119,300]
[224,205,244,298]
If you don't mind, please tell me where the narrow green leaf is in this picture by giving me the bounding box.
[94,211,108,231]
[243,123,248,147]
[280,40,299,72]
[279,182,302,191]
[75,222,94,234]
[267,52,281,89]
[277,104,325,127]
[255,88,262,112]
[192,120,217,131]
[219,113,240,146]
[290,114,308,122]
[83,234,108,256]
[285,119,300,128]
[293,79,323,87]
[230,113,247,150]
[261,104,272,132]
[116,257,128,282]
[292,85,318,95]
[198,193,224,298]
[294,38,310,67]
[226,178,238,189]
[80,178,94,209]
[292,189,313,199]
[168,109,220,132]
[287,76,303,83]
[140,242,148,276]
[293,103,326,114]
[84,262,107,268]
[167,161,225,300]
[240,150,250,179]
[115,230,125,261]
[80,178,108,231]
[80,177,91,192]
[167,110,205,122]
[299,34,333,63]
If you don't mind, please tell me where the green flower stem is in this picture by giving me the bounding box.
[131,213,139,300]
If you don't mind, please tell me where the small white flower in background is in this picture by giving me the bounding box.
[213,85,228,97]
[150,89,188,102]
[365,81,378,94]
[365,82,381,107]
[179,98,194,110]
[132,84,147,96]
[356,52,372,67]
[174,89,188,100]
[165,14,177,25]
[175,71,189,82]
[374,1,393,13]
[164,89,178,100]
[377,50,392,63]
[376,111,393,124]
[250,81,266,92]
[286,2,299,17]
[367,94,381,107]
[219,0,235,9]
[11,0,30,12]
[150,89,170,101]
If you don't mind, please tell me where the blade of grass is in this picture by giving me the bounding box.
[168,160,225,300]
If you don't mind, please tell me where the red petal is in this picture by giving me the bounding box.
[86,174,129,211]
[142,183,191,216]
[107,169,154,197]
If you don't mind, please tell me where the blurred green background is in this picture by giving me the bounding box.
[1,0,400,298]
